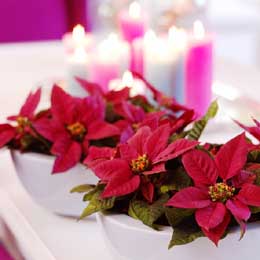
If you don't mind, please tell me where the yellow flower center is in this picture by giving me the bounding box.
[132,123,139,131]
[131,154,151,173]
[16,116,30,133]
[208,183,235,203]
[67,122,86,141]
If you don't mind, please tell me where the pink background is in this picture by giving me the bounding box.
[0,0,89,43]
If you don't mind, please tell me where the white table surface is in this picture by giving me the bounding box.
[0,41,260,260]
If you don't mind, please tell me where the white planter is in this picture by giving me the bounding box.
[11,150,98,217]
[96,212,260,260]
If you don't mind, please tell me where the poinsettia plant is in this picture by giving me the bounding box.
[0,75,196,175]
[70,76,260,248]
[73,111,260,248]
[3,74,260,249]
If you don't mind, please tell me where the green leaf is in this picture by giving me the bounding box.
[187,100,218,140]
[254,170,260,186]
[248,150,260,163]
[131,96,156,113]
[20,134,35,150]
[128,202,139,220]
[250,206,260,214]
[82,184,105,201]
[160,168,192,193]
[168,227,204,249]
[70,184,95,193]
[128,194,169,228]
[165,207,194,227]
[83,189,97,201]
[80,189,115,219]
[169,131,188,142]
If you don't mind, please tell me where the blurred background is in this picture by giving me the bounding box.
[0,0,260,67]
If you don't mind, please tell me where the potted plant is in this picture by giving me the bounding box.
[0,76,196,217]
[70,79,260,259]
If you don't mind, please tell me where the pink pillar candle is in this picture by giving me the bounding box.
[118,2,147,43]
[185,21,213,116]
[131,37,144,75]
[89,34,130,92]
[90,63,120,93]
[118,2,147,73]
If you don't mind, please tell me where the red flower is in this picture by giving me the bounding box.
[91,125,198,202]
[76,77,130,104]
[169,109,195,134]
[0,88,41,148]
[84,146,117,168]
[236,118,260,141]
[114,101,166,142]
[34,86,119,173]
[167,133,260,245]
[76,77,195,141]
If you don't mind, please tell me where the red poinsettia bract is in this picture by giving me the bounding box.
[167,133,260,245]
[236,118,260,141]
[91,125,198,202]
[0,88,41,148]
[76,77,130,104]
[34,86,119,173]
[114,101,170,143]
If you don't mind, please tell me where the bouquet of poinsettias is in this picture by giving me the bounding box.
[1,74,260,248]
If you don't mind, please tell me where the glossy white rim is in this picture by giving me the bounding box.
[97,212,171,235]
[96,212,260,238]
[10,149,86,169]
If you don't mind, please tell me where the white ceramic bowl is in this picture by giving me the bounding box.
[11,150,99,217]
[96,212,260,260]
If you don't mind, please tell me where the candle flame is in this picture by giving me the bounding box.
[193,20,205,40]
[122,71,134,87]
[72,24,85,44]
[129,1,141,19]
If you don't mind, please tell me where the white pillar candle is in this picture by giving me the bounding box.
[62,24,93,54]
[109,70,146,97]
[63,24,94,97]
[89,33,130,92]
[144,28,187,100]
[66,46,89,97]
[168,27,188,103]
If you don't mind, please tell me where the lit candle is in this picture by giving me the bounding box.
[132,37,145,75]
[62,24,93,54]
[168,26,188,103]
[185,20,213,116]
[118,2,147,43]
[66,46,89,97]
[144,28,188,100]
[118,2,148,73]
[109,71,146,97]
[89,33,130,92]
